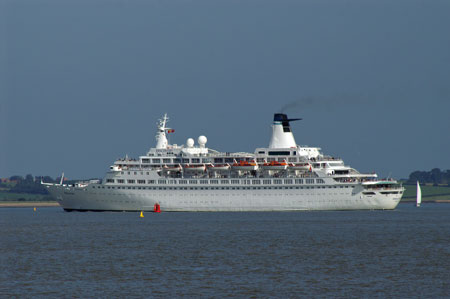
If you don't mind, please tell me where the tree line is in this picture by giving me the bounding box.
[407,168,450,186]
[1,174,65,194]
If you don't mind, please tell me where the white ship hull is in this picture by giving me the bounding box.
[48,183,401,212]
[45,113,404,212]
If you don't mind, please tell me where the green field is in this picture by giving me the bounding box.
[0,192,54,202]
[401,184,450,201]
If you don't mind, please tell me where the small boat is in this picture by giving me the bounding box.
[183,164,206,172]
[416,181,422,207]
[288,162,312,171]
[232,160,258,171]
[206,163,231,171]
[262,160,288,171]
[162,164,182,173]
[109,165,122,172]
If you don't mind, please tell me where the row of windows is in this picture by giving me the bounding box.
[140,156,304,164]
[93,185,354,190]
[142,157,254,164]
[106,178,328,185]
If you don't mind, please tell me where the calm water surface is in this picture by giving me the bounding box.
[1,203,449,298]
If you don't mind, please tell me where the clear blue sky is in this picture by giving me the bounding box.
[1,0,449,180]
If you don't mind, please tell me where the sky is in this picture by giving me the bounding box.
[1,0,449,180]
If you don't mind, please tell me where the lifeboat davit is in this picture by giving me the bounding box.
[206,163,231,171]
[183,164,206,172]
[262,160,288,171]
[232,160,258,171]
[288,162,312,171]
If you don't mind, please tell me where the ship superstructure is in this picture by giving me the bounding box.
[45,113,404,211]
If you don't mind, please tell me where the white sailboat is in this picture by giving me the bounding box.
[416,181,422,207]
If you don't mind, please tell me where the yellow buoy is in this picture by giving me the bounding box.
[140,211,144,218]
[34,207,36,212]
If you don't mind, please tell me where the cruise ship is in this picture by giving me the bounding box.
[44,113,404,212]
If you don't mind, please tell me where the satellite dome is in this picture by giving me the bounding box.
[198,135,207,148]
[186,138,194,148]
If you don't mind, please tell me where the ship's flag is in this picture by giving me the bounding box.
[167,129,175,133]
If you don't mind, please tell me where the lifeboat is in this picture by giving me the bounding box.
[183,164,206,172]
[232,160,258,171]
[262,160,288,171]
[162,164,182,173]
[110,165,121,172]
[288,162,312,171]
[206,163,231,171]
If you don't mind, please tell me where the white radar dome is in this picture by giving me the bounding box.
[186,138,195,148]
[198,135,207,148]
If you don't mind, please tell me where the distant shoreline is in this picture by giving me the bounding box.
[0,202,60,208]
[400,200,450,204]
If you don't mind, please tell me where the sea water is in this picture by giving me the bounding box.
[1,204,449,298]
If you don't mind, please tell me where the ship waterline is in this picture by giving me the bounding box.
[45,113,404,211]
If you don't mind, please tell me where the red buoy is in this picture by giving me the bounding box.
[154,203,161,213]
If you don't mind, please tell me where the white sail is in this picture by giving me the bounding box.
[416,181,422,207]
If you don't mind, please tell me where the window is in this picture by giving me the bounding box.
[306,179,314,184]
[288,157,297,162]
[138,180,145,184]
[231,180,240,184]
[221,180,229,184]
[295,179,303,184]
[106,179,114,183]
[252,180,261,184]
[200,180,209,184]
[274,179,282,184]
[316,179,325,184]
[192,158,200,163]
[128,179,135,184]
[189,180,198,184]
[268,151,290,156]
[158,180,167,184]
[214,158,224,163]
[152,159,161,163]
[163,158,171,163]
[263,180,272,184]
[118,179,124,184]
[148,180,155,184]
[182,159,190,163]
[142,158,150,163]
